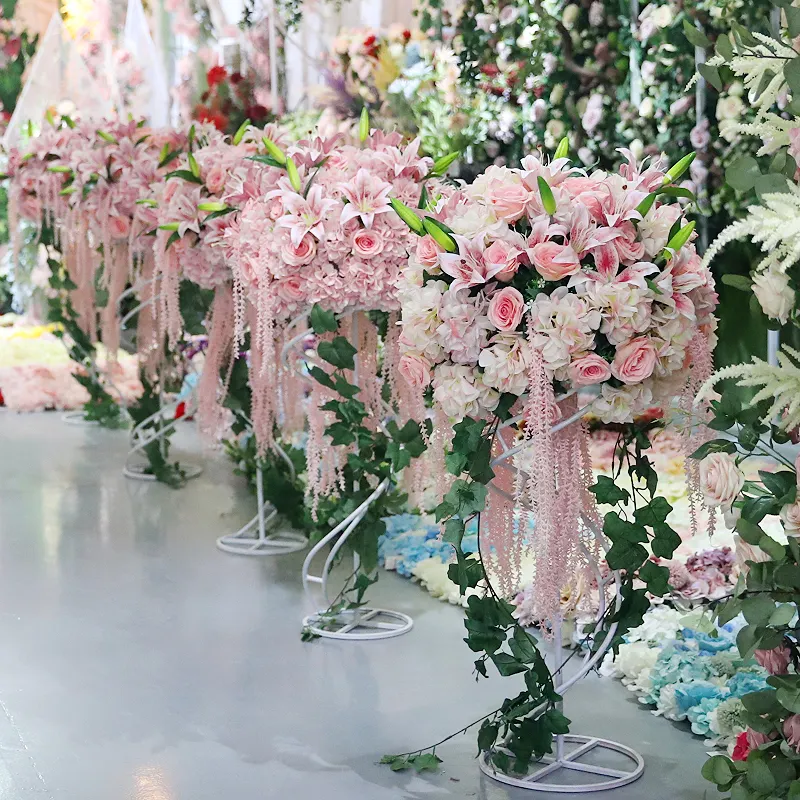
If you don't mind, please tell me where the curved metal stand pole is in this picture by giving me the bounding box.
[286,310,413,640]
[479,407,644,792]
[216,415,308,555]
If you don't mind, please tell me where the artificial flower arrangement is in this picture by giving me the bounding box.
[194,65,271,135]
[383,141,719,776]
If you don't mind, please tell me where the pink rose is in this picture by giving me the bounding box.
[486,181,530,223]
[484,239,520,282]
[611,337,657,384]
[755,646,791,675]
[399,353,432,389]
[531,241,582,281]
[281,234,317,267]
[274,275,306,304]
[205,164,227,194]
[487,287,525,332]
[352,228,385,258]
[108,215,130,239]
[568,353,612,387]
[416,235,441,268]
[784,715,800,752]
[700,453,744,509]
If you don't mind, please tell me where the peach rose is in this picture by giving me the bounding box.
[568,353,612,387]
[352,228,385,258]
[415,235,441,268]
[486,181,530,223]
[484,239,520,282]
[108,215,130,239]
[281,234,317,267]
[487,287,525,332]
[699,452,744,509]
[611,337,657,384]
[399,352,432,389]
[531,241,582,281]
[780,501,800,536]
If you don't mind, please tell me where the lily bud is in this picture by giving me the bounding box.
[188,152,200,178]
[286,157,302,192]
[554,136,570,160]
[359,107,370,142]
[262,137,287,165]
[664,221,696,260]
[198,201,228,212]
[158,222,180,231]
[422,217,457,252]
[664,152,696,185]
[233,118,250,146]
[537,176,557,215]
[431,151,459,176]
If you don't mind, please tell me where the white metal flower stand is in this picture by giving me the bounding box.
[216,420,308,556]
[282,313,414,641]
[477,400,644,792]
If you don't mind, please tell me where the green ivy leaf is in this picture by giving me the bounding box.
[411,753,442,773]
[492,652,527,677]
[478,720,499,752]
[640,561,670,595]
[634,496,673,527]
[317,336,357,370]
[309,304,338,334]
[589,476,630,505]
[443,518,465,545]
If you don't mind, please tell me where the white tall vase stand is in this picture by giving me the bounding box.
[284,312,414,640]
[477,400,644,792]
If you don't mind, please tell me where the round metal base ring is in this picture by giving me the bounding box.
[302,608,413,641]
[479,735,644,793]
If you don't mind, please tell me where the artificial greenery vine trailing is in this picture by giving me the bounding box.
[301,303,430,641]
[692,392,800,800]
[382,417,680,775]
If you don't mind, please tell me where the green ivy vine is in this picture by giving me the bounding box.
[383,417,680,775]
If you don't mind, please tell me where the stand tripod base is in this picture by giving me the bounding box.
[216,510,307,556]
[302,607,413,641]
[62,411,99,426]
[479,735,644,793]
[123,463,204,482]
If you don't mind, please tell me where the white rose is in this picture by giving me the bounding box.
[780,501,800,536]
[639,98,655,119]
[699,452,744,509]
[562,4,580,28]
[716,94,744,121]
[752,267,794,324]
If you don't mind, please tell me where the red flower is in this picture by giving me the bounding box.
[246,104,269,121]
[174,402,186,420]
[402,29,411,41]
[206,65,228,87]
[732,732,750,762]
[480,63,500,77]
[230,71,244,84]
[363,34,376,47]
[0,388,4,406]
[3,37,21,59]
[195,105,228,131]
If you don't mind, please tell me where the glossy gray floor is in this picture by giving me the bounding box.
[0,410,717,800]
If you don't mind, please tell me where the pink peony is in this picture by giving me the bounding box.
[399,352,432,389]
[784,715,800,752]
[754,646,791,675]
[281,234,317,267]
[610,337,657,384]
[568,353,612,386]
[487,287,525,331]
[351,228,385,258]
[416,235,441,268]
[531,241,582,281]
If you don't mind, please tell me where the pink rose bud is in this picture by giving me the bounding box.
[531,241,582,281]
[611,336,657,384]
[568,353,612,387]
[784,715,800,752]
[487,287,525,332]
[754,646,791,676]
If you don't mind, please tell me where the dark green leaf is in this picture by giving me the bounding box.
[683,19,711,49]
[309,304,338,334]
[698,63,723,92]
[589,476,630,505]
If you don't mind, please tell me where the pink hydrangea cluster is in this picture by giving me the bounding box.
[232,130,434,321]
[396,150,719,423]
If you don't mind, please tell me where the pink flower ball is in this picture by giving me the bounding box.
[611,337,657,384]
[488,287,525,332]
[531,241,581,281]
[568,353,612,387]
